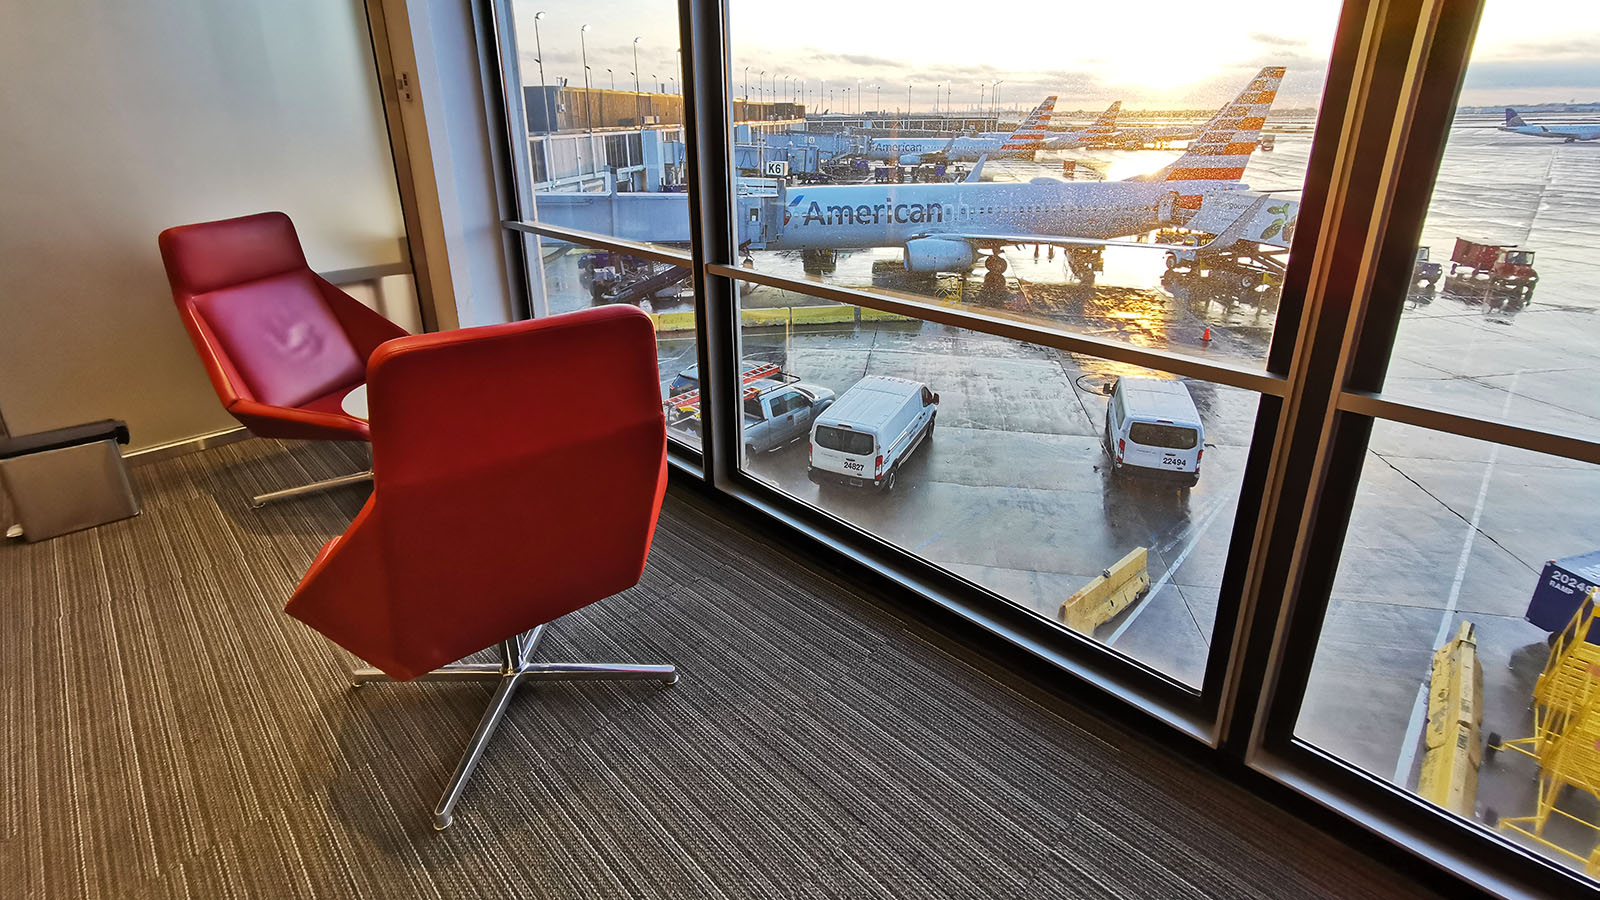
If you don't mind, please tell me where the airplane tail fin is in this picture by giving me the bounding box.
[1505,107,1529,127]
[1000,96,1058,151]
[1162,66,1284,191]
[1084,100,1121,138]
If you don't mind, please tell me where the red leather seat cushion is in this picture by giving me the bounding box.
[193,271,365,409]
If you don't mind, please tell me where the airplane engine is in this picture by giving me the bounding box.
[903,238,977,273]
[898,153,929,165]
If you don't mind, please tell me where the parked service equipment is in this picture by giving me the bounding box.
[1486,593,1600,875]
[1448,238,1538,297]
[0,420,139,542]
[808,376,938,492]
[1103,377,1204,487]
[1525,551,1600,642]
[1413,246,1443,290]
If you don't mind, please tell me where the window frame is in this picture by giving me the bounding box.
[473,0,1594,894]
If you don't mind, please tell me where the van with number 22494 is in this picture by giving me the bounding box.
[1103,376,1204,488]
[808,376,939,492]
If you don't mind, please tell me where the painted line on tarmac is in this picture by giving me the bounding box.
[1391,380,1514,787]
[1107,498,1231,646]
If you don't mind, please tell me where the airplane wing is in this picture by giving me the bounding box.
[963,156,987,183]
[926,232,1204,252]
[921,195,1278,255]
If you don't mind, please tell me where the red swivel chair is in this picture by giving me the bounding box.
[286,304,677,829]
[159,212,408,506]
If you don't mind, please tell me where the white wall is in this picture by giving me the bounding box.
[0,0,410,450]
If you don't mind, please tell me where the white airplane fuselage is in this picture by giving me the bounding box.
[867,135,1033,161]
[1499,123,1600,141]
[769,179,1245,250]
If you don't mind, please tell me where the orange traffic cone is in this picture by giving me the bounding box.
[1201,325,1213,342]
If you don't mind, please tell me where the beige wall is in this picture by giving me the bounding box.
[0,0,409,451]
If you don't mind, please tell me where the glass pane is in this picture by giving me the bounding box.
[734,279,1265,687]
[1298,419,1600,882]
[535,239,700,448]
[507,3,690,246]
[1381,1,1600,441]
[727,2,1342,368]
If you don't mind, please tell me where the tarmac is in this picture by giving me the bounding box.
[541,116,1600,873]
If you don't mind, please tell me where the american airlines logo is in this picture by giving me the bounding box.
[790,195,948,226]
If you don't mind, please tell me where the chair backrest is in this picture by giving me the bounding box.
[286,305,669,679]
[159,212,364,408]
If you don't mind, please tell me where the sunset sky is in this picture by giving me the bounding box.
[511,1,1600,112]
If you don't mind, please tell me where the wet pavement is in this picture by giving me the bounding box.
[540,119,1600,876]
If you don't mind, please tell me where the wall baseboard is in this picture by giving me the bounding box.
[124,427,252,466]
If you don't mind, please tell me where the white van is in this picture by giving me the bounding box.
[808,376,939,492]
[1103,376,1204,487]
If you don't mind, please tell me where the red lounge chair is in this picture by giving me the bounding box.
[159,211,407,506]
[286,305,676,829]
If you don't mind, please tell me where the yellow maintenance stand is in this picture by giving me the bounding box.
[1486,590,1600,875]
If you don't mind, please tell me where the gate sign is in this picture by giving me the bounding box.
[765,160,790,177]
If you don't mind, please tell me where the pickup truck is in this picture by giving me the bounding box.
[666,372,836,454]
[740,380,836,454]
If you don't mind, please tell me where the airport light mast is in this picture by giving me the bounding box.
[580,24,592,136]
[606,67,613,91]
[743,65,750,101]
[533,12,550,132]
[632,37,641,125]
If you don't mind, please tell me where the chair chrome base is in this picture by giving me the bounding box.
[250,470,373,508]
[350,622,677,830]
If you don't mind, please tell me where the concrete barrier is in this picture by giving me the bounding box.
[649,306,914,333]
[1058,547,1150,633]
[1417,621,1482,816]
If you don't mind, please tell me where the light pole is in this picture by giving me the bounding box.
[906,82,912,121]
[874,83,881,114]
[606,67,613,90]
[934,83,941,116]
[632,37,641,125]
[784,75,792,103]
[743,65,750,101]
[759,70,766,112]
[532,12,552,131]
[843,87,850,117]
[580,24,592,135]
[990,79,1003,129]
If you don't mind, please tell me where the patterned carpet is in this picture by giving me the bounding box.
[0,437,1437,899]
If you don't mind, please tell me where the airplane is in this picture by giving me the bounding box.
[747,67,1286,275]
[1040,101,1122,150]
[867,96,1057,164]
[1499,108,1600,142]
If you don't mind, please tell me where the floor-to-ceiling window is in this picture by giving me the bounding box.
[481,0,1600,894]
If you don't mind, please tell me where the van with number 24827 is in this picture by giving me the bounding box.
[808,376,939,492]
[1103,376,1204,488]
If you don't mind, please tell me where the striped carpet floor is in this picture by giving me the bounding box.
[0,437,1436,899]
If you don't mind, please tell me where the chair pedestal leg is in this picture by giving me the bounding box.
[433,671,524,830]
[251,470,373,508]
[347,625,677,829]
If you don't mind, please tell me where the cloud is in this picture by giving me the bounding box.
[1250,32,1308,49]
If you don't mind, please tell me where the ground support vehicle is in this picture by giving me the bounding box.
[578,251,690,312]
[1413,246,1444,290]
[664,364,835,454]
[1447,238,1538,300]
[1103,377,1204,488]
[808,377,938,493]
